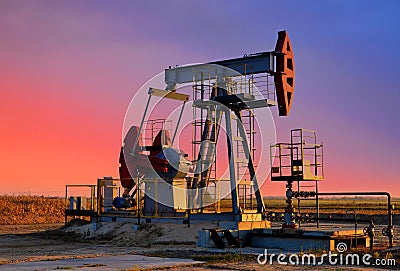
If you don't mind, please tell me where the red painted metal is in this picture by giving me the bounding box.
[119,126,173,189]
[274,30,295,116]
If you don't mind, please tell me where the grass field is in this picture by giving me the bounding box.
[263,196,400,215]
[0,195,398,225]
[0,195,64,225]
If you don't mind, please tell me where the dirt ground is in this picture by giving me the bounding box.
[0,222,398,270]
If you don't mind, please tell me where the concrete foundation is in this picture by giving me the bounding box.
[198,227,371,252]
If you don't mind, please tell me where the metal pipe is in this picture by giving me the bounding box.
[346,209,357,248]
[172,101,186,145]
[314,216,372,223]
[317,192,393,247]
[133,93,152,155]
[186,177,191,228]
[316,181,320,228]
[136,171,141,225]
[65,186,68,225]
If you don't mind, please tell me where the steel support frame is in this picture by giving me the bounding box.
[234,110,265,213]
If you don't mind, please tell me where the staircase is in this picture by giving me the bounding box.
[209,229,240,249]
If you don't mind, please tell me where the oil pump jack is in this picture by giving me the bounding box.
[116,31,295,224]
[66,30,394,250]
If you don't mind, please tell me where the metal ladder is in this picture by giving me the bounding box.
[235,109,257,211]
[209,229,240,249]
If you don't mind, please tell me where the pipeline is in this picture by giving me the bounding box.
[317,192,394,247]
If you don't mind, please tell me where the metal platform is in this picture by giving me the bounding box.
[192,94,276,110]
[251,227,370,251]
[198,226,371,252]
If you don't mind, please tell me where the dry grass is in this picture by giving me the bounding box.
[0,195,64,225]
[264,197,400,215]
[0,195,398,226]
[215,197,400,215]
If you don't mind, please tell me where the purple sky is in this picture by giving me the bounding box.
[0,0,399,196]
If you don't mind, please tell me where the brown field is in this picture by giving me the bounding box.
[216,197,400,217]
[1,195,399,225]
[0,221,398,270]
[0,195,64,225]
[263,197,400,215]
[0,195,398,270]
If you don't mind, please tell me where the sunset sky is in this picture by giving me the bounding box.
[1,1,399,197]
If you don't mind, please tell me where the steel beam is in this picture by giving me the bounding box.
[165,52,275,86]
[225,109,240,221]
